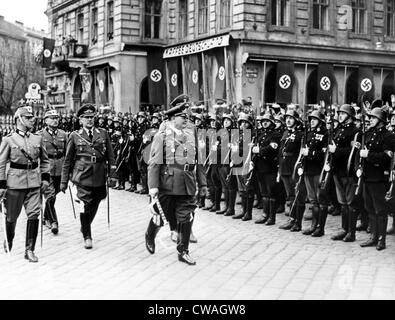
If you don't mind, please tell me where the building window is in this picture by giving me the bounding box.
[107,1,114,41]
[312,0,329,30]
[271,0,290,27]
[220,0,231,29]
[77,13,84,43]
[387,0,395,36]
[91,7,98,44]
[351,0,367,34]
[64,16,71,37]
[198,0,209,34]
[144,0,163,39]
[179,0,188,39]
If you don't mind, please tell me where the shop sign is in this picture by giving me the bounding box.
[163,35,230,59]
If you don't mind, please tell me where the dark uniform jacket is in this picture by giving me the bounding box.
[39,127,67,177]
[363,126,395,183]
[61,127,116,187]
[148,121,206,196]
[279,127,303,176]
[332,122,360,177]
[0,130,50,189]
[304,126,328,176]
[253,128,281,173]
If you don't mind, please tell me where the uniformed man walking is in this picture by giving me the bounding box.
[39,109,67,235]
[144,95,207,265]
[60,104,116,249]
[0,105,50,262]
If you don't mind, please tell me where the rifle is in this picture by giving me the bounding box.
[245,134,256,188]
[355,95,367,196]
[292,107,308,181]
[319,102,334,190]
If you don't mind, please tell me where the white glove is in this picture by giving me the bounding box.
[328,143,337,153]
[231,145,238,152]
[149,188,159,197]
[211,145,217,152]
[301,147,309,156]
[360,148,369,158]
[252,146,259,154]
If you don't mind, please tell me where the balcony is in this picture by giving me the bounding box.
[52,38,88,65]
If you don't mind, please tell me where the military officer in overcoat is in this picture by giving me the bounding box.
[60,104,116,249]
[144,95,207,265]
[0,105,50,262]
[39,109,67,235]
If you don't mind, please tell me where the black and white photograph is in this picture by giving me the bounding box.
[1,0,395,307]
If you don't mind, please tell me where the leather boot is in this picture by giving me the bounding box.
[376,214,387,251]
[302,204,319,235]
[312,205,328,237]
[216,188,229,214]
[280,200,296,229]
[4,220,16,252]
[386,216,395,235]
[80,213,92,249]
[224,190,236,216]
[210,188,222,212]
[290,204,305,232]
[145,219,161,254]
[343,206,358,242]
[360,214,378,247]
[242,195,254,221]
[331,205,349,240]
[46,198,59,235]
[177,221,196,265]
[24,220,39,262]
[255,197,269,224]
[265,198,277,225]
[233,192,247,219]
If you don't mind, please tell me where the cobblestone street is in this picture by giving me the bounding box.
[1,187,395,300]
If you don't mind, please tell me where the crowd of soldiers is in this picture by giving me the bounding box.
[2,94,395,265]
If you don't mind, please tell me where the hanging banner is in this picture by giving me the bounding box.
[275,61,294,104]
[214,49,226,100]
[147,49,166,105]
[96,69,108,105]
[42,37,55,68]
[317,63,334,106]
[358,67,374,103]
[167,58,182,101]
[184,54,201,102]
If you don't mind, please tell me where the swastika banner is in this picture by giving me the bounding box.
[147,49,166,105]
[184,54,202,103]
[167,58,183,102]
[358,67,374,104]
[317,63,334,106]
[275,61,294,104]
[42,37,55,69]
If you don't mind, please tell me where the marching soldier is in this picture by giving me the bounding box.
[359,108,395,250]
[0,105,50,262]
[60,104,116,249]
[135,111,150,194]
[144,95,207,265]
[40,109,67,235]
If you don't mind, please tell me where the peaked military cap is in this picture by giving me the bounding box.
[14,105,34,121]
[77,104,96,117]
[44,109,60,119]
[170,94,190,108]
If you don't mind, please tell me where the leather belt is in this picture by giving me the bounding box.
[10,162,38,170]
[76,155,104,163]
[283,152,295,157]
[48,153,64,159]
[167,163,195,171]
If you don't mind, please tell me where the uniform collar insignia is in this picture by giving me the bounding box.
[16,129,29,137]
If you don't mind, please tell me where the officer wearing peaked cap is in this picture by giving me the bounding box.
[39,109,67,235]
[0,105,51,262]
[144,94,207,265]
[60,104,116,250]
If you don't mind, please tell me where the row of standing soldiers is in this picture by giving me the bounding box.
[194,103,395,251]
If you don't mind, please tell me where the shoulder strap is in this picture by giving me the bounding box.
[74,131,105,157]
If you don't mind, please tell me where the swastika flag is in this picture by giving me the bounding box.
[276,61,294,104]
[147,49,166,105]
[317,63,334,106]
[358,67,374,104]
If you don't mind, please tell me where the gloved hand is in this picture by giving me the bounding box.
[301,147,309,156]
[40,180,49,194]
[252,146,259,154]
[60,183,67,194]
[360,148,369,158]
[149,188,159,198]
[199,186,208,197]
[328,143,337,153]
